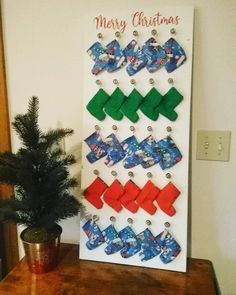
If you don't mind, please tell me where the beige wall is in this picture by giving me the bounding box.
[1,0,236,294]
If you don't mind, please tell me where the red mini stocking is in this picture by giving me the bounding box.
[84,177,108,209]
[136,180,160,215]
[156,182,180,216]
[120,180,141,213]
[103,179,124,212]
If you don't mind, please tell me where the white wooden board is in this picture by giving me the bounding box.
[80,6,194,272]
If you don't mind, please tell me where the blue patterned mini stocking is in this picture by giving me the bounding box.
[82,219,105,250]
[87,41,109,75]
[106,39,126,72]
[119,226,141,258]
[139,135,163,169]
[124,40,148,76]
[102,224,124,255]
[121,135,144,169]
[137,228,161,261]
[156,136,182,170]
[156,229,181,263]
[142,37,167,73]
[163,38,187,73]
[84,131,108,163]
[104,133,126,167]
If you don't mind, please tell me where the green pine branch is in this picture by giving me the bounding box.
[0,96,80,229]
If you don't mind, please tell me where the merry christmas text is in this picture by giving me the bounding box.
[93,11,180,33]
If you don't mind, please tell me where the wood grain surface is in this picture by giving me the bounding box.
[0,243,219,295]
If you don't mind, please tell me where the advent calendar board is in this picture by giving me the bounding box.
[80,6,194,272]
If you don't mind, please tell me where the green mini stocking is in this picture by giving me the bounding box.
[139,87,163,121]
[104,87,126,120]
[156,87,183,121]
[120,88,143,123]
[86,88,110,121]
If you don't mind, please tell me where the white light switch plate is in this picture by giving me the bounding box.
[196,130,231,161]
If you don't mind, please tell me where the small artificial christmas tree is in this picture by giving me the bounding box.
[0,96,80,242]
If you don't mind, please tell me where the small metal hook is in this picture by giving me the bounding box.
[160,222,171,240]
[127,218,133,225]
[149,78,155,85]
[151,29,158,37]
[97,33,103,40]
[133,30,138,37]
[170,28,176,34]
[92,215,99,222]
[147,126,153,132]
[110,216,116,224]
[129,126,135,133]
[93,169,99,176]
[115,31,121,38]
[168,78,174,84]
[164,221,171,229]
[130,79,136,86]
[96,79,102,87]
[166,172,172,179]
[94,125,100,131]
[112,125,118,131]
[146,220,152,226]
[166,126,172,133]
[128,171,134,178]
[147,172,152,178]
[111,170,117,177]
[113,79,119,86]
